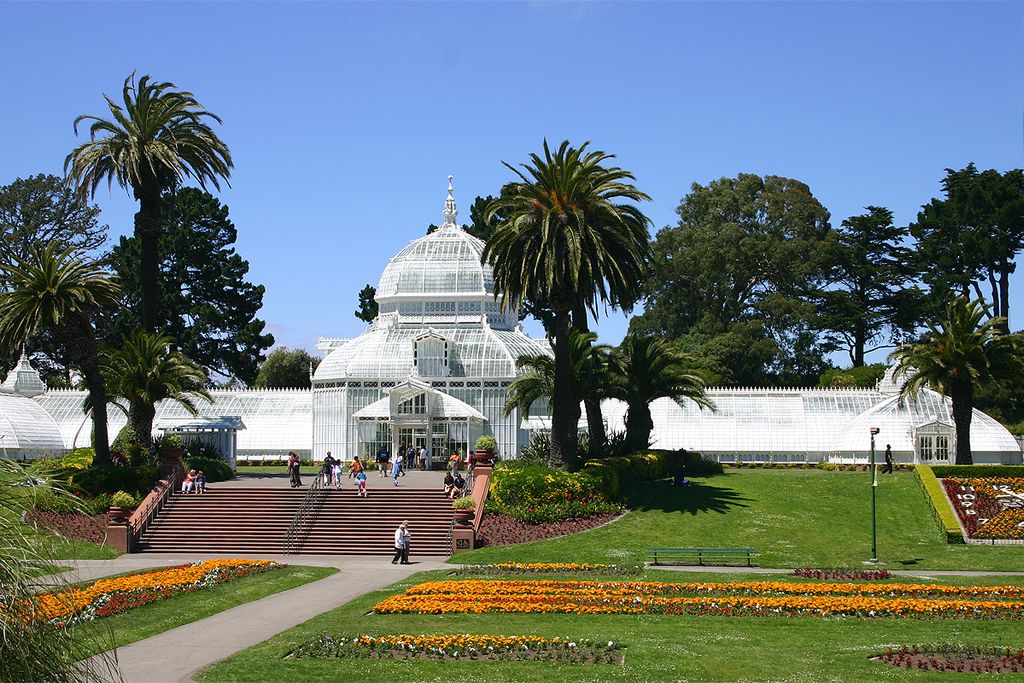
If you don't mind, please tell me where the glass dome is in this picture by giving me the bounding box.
[0,393,65,456]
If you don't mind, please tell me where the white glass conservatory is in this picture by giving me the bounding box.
[0,356,65,460]
[312,177,549,461]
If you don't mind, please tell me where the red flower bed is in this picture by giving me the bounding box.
[942,478,1024,540]
[25,510,108,544]
[477,512,619,547]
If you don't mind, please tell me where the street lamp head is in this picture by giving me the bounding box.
[870,427,880,436]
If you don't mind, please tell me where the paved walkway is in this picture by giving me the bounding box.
[77,553,447,683]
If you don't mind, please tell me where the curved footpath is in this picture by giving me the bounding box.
[70,554,446,683]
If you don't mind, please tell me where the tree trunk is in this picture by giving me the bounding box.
[549,309,578,470]
[625,401,654,452]
[853,321,866,368]
[572,300,605,450]
[998,260,1011,333]
[135,187,163,333]
[951,384,974,466]
[61,314,111,466]
[129,401,156,451]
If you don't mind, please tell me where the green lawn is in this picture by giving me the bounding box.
[73,565,337,658]
[234,465,289,475]
[197,568,1024,683]
[457,469,1024,570]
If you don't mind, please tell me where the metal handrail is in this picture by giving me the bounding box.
[283,474,328,554]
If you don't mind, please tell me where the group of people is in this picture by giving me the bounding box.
[376,443,435,472]
[442,470,467,499]
[181,469,206,494]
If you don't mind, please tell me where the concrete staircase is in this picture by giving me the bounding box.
[134,485,455,555]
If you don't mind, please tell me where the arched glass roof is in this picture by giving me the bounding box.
[35,389,312,454]
[828,390,1019,457]
[0,393,65,455]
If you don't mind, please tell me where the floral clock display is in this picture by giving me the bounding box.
[942,477,1024,540]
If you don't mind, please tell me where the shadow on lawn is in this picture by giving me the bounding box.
[629,481,752,516]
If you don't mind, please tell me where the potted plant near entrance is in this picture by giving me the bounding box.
[453,495,475,526]
[159,433,184,459]
[472,435,497,467]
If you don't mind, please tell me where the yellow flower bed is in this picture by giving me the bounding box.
[35,559,281,624]
[373,579,1024,620]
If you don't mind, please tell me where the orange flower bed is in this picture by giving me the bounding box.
[34,559,281,625]
[373,580,1024,620]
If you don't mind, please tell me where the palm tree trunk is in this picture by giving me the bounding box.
[129,402,156,451]
[951,385,974,466]
[61,315,111,466]
[625,401,654,452]
[549,309,578,470]
[572,300,605,449]
[135,187,162,333]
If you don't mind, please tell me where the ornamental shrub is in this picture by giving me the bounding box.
[915,466,964,544]
[70,465,159,497]
[475,435,497,451]
[183,456,233,482]
[110,490,136,508]
[489,465,610,510]
[452,495,476,510]
[931,464,1024,478]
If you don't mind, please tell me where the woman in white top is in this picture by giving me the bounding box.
[391,521,411,564]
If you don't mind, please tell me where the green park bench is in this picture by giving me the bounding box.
[647,547,758,567]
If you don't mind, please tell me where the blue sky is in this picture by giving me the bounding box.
[2,1,1023,363]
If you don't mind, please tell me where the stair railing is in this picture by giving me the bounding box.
[283,473,328,554]
[126,456,185,551]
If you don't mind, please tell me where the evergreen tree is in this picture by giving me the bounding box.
[817,206,924,366]
[255,347,320,389]
[109,188,273,384]
[354,284,378,323]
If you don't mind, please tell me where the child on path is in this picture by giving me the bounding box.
[391,456,402,487]
[331,459,343,489]
[355,470,368,497]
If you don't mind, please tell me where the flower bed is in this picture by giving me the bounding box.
[793,568,890,581]
[25,509,108,544]
[373,579,1024,620]
[942,477,1024,540]
[453,563,642,576]
[476,511,619,547]
[34,559,282,625]
[288,634,622,664]
[875,644,1024,673]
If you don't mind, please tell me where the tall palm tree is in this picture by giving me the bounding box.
[484,140,652,468]
[65,73,232,332]
[889,297,1024,465]
[100,331,212,450]
[607,335,716,452]
[503,331,613,455]
[0,247,121,465]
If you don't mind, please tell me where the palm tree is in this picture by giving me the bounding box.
[503,331,613,454]
[607,335,716,452]
[65,73,232,332]
[889,297,1024,465]
[100,331,212,450]
[0,247,121,465]
[484,140,652,468]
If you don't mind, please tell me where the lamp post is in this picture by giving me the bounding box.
[868,427,880,564]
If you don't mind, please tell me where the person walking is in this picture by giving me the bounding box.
[406,445,416,472]
[355,469,368,497]
[349,455,364,480]
[448,451,460,477]
[391,521,411,564]
[883,444,894,474]
[377,447,389,478]
[391,455,402,486]
[287,452,302,488]
[419,445,429,471]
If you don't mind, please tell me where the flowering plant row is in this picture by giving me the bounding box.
[373,580,1024,620]
[453,563,642,575]
[793,568,890,581]
[403,579,1024,600]
[288,634,623,664]
[34,559,282,625]
[943,477,1024,540]
[876,643,1024,673]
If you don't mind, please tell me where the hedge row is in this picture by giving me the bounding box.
[583,450,722,499]
[931,464,1024,478]
[914,466,964,544]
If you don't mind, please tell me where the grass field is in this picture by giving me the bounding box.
[455,469,1024,570]
[72,565,337,659]
[197,568,1024,683]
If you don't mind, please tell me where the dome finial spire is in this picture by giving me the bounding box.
[442,174,458,226]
